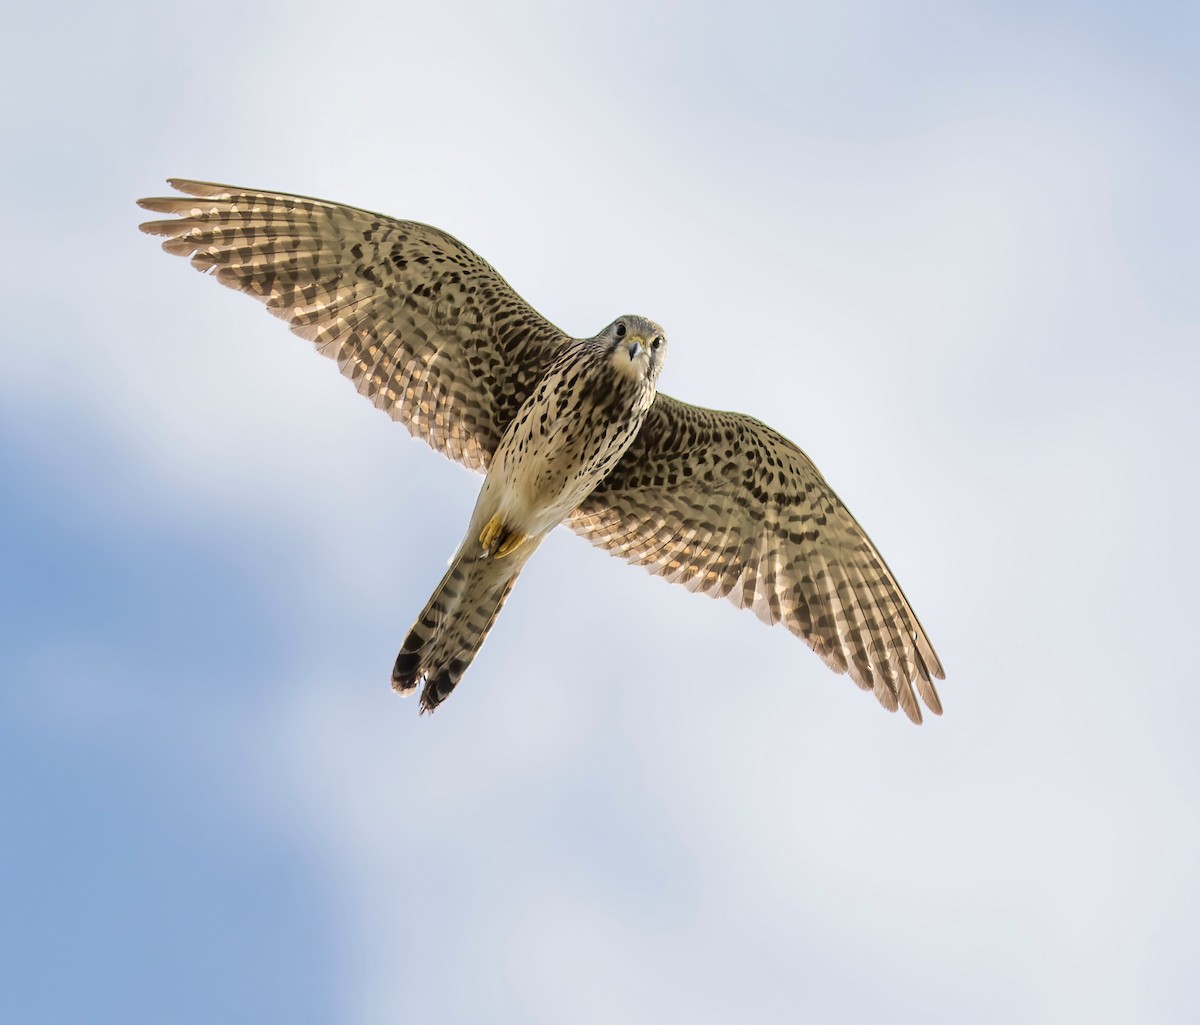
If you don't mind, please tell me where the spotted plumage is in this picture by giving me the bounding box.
[394,325,663,710]
[139,179,945,722]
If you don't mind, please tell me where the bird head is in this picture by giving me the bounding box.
[604,314,667,384]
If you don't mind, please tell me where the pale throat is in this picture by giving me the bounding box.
[609,345,649,383]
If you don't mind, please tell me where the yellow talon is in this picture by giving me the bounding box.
[495,531,528,559]
[480,515,527,558]
[479,514,504,553]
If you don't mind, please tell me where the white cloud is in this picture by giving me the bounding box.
[5,1,1199,1022]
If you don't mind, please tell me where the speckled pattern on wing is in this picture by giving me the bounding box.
[570,396,945,722]
[138,179,568,471]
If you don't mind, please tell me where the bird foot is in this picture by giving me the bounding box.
[479,514,504,553]
[495,530,528,558]
[479,515,527,559]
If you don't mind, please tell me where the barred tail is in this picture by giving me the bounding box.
[392,546,519,712]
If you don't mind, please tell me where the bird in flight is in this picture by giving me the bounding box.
[139,180,945,722]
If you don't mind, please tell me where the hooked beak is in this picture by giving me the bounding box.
[626,336,645,360]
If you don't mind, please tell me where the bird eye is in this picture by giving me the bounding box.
[615,323,627,338]
[651,336,662,350]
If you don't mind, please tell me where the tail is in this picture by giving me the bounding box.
[391,545,520,712]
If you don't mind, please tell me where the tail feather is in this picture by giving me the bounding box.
[392,547,518,712]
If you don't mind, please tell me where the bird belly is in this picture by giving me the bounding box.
[476,402,644,541]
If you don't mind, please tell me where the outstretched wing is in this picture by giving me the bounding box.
[570,395,945,722]
[139,179,569,471]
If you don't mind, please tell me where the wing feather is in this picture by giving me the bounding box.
[139,178,568,471]
[571,395,945,722]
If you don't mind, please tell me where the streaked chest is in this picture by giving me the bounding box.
[496,350,654,505]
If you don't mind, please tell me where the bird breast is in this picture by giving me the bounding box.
[483,346,656,536]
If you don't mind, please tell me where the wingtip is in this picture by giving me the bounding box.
[921,689,945,718]
[166,178,235,198]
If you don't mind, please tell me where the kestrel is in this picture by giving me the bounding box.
[138,179,945,722]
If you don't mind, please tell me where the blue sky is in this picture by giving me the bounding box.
[3,2,1198,1022]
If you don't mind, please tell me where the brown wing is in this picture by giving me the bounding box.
[138,179,568,471]
[570,395,945,722]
